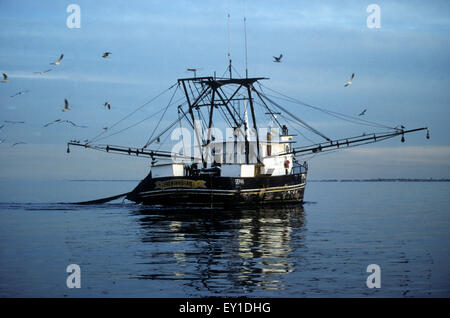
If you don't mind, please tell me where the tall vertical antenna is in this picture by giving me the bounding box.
[243,0,248,78]
[227,11,232,79]
[244,17,248,78]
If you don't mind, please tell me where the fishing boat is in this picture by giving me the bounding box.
[67,70,429,207]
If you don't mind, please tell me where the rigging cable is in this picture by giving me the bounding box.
[258,82,397,130]
[143,84,180,148]
[277,113,320,145]
[145,114,189,147]
[257,90,332,142]
[93,107,167,143]
[292,134,397,158]
[89,82,178,144]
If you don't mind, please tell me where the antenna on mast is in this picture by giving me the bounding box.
[227,12,232,79]
[243,0,248,78]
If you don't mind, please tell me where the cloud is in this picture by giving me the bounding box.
[3,70,153,86]
[346,146,450,165]
[0,143,150,180]
[306,145,450,179]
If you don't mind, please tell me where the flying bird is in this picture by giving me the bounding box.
[1,73,8,83]
[34,69,52,76]
[3,120,25,124]
[62,99,71,112]
[102,52,112,58]
[358,109,367,116]
[104,102,111,110]
[43,119,62,127]
[11,142,26,147]
[4,121,25,125]
[273,54,283,62]
[10,90,30,98]
[51,54,64,65]
[63,120,87,128]
[44,119,87,128]
[344,73,355,87]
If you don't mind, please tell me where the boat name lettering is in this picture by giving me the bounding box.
[155,179,207,190]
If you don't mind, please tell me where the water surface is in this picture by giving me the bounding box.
[0,180,449,297]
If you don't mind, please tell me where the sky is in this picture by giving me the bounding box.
[0,0,449,181]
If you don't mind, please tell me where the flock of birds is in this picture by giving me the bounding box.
[0,51,113,147]
[2,51,365,147]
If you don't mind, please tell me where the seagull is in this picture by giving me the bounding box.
[358,109,367,116]
[34,69,52,76]
[10,90,30,98]
[1,73,8,83]
[102,52,112,58]
[344,73,355,87]
[273,54,283,62]
[104,102,111,110]
[3,120,25,124]
[51,54,64,65]
[44,119,87,128]
[63,120,87,128]
[62,99,71,112]
[11,142,26,147]
[43,119,62,127]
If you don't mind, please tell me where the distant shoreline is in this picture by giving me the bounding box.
[308,179,450,182]
[68,180,140,182]
[67,178,450,182]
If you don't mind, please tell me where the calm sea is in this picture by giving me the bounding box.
[0,180,449,297]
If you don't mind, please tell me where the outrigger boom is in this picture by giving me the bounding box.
[66,142,200,161]
[288,127,429,157]
[67,127,429,161]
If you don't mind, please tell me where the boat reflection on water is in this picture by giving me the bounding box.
[133,204,306,294]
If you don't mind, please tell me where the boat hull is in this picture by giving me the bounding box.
[127,173,307,207]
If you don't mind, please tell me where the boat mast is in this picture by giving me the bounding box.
[227,12,232,79]
[246,84,261,162]
[180,79,206,165]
